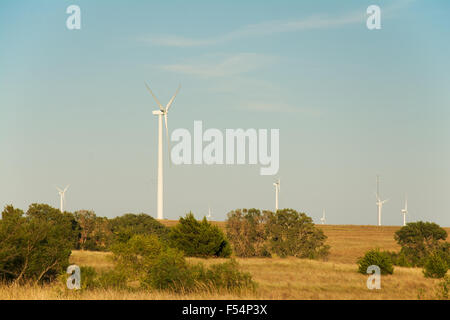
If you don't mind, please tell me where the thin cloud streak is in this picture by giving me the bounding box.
[139,0,413,47]
[141,12,364,47]
[158,53,274,77]
[241,102,322,116]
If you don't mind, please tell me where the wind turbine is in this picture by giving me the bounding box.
[273,179,280,211]
[56,185,69,212]
[145,82,181,220]
[375,175,388,226]
[207,207,212,220]
[401,195,408,226]
[320,209,326,225]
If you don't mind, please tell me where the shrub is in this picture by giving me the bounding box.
[423,252,448,279]
[395,221,448,267]
[265,209,330,259]
[169,213,231,258]
[79,266,98,289]
[73,210,112,251]
[110,234,254,293]
[357,249,394,275]
[110,234,163,281]
[109,213,169,244]
[0,204,76,283]
[226,209,271,257]
[435,276,450,300]
[143,247,194,291]
[386,251,412,267]
[96,269,128,289]
[204,259,255,291]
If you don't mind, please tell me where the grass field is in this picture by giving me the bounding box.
[1,224,448,300]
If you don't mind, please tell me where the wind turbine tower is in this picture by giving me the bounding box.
[401,195,408,226]
[145,83,181,220]
[320,209,326,225]
[375,175,388,226]
[207,207,212,220]
[56,185,69,212]
[273,179,280,211]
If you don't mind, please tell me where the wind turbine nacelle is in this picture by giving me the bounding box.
[152,110,164,115]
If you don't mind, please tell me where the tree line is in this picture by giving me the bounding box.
[0,203,329,286]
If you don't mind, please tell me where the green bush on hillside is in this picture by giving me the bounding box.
[357,249,394,275]
[423,252,448,279]
[168,213,231,258]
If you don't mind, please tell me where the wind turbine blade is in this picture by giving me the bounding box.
[165,84,181,112]
[56,186,62,192]
[64,185,70,193]
[144,82,164,110]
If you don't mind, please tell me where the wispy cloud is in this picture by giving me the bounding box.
[140,12,363,47]
[139,0,412,47]
[158,53,274,77]
[241,102,322,115]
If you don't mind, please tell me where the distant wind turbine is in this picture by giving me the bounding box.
[145,82,181,220]
[401,195,408,226]
[320,209,326,225]
[375,175,388,226]
[56,185,69,212]
[207,207,212,220]
[273,179,280,211]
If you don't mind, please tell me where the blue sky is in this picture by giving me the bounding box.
[1,0,449,226]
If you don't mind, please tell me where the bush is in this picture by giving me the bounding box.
[96,269,128,289]
[395,221,448,267]
[79,266,98,289]
[0,204,76,283]
[110,234,163,281]
[73,211,112,251]
[423,252,448,279]
[357,249,394,275]
[226,209,271,257]
[109,213,169,244]
[110,234,254,293]
[435,276,450,300]
[265,209,330,259]
[143,247,193,290]
[226,208,330,259]
[203,259,255,291]
[386,251,412,267]
[169,213,231,258]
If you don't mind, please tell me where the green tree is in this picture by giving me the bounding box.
[265,209,330,259]
[226,208,271,257]
[74,210,112,250]
[109,213,169,243]
[169,213,231,257]
[0,204,76,283]
[395,221,448,266]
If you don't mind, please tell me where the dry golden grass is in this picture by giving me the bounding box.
[1,224,448,300]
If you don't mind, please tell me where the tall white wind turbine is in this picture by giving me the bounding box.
[401,195,408,226]
[375,175,388,226]
[273,179,280,211]
[320,209,326,225]
[207,207,212,220]
[145,82,181,220]
[56,185,69,212]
